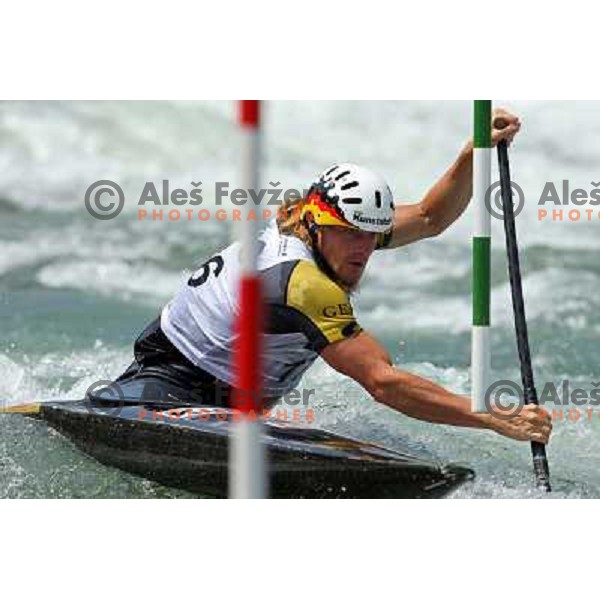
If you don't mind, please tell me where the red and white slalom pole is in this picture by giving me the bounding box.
[229,100,267,499]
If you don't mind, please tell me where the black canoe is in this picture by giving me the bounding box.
[35,400,474,498]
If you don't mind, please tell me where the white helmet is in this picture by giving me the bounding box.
[301,163,395,233]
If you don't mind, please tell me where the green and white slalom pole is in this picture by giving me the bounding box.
[471,100,492,413]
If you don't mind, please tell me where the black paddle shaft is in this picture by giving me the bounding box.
[497,141,551,492]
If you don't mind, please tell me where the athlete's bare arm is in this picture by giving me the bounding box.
[320,331,551,444]
[384,107,522,249]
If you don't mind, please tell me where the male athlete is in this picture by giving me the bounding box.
[109,108,551,446]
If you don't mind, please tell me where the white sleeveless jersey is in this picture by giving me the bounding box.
[161,219,362,397]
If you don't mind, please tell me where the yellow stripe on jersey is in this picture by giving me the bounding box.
[286,260,362,345]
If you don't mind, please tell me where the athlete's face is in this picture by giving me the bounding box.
[319,226,378,288]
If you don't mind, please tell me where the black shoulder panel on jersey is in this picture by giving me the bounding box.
[265,304,329,353]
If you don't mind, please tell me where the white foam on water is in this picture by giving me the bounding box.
[0,345,132,408]
[0,354,27,401]
[36,259,184,304]
[493,267,600,329]
[0,101,239,211]
[361,295,471,334]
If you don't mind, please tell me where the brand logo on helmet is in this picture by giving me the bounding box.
[352,211,392,226]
